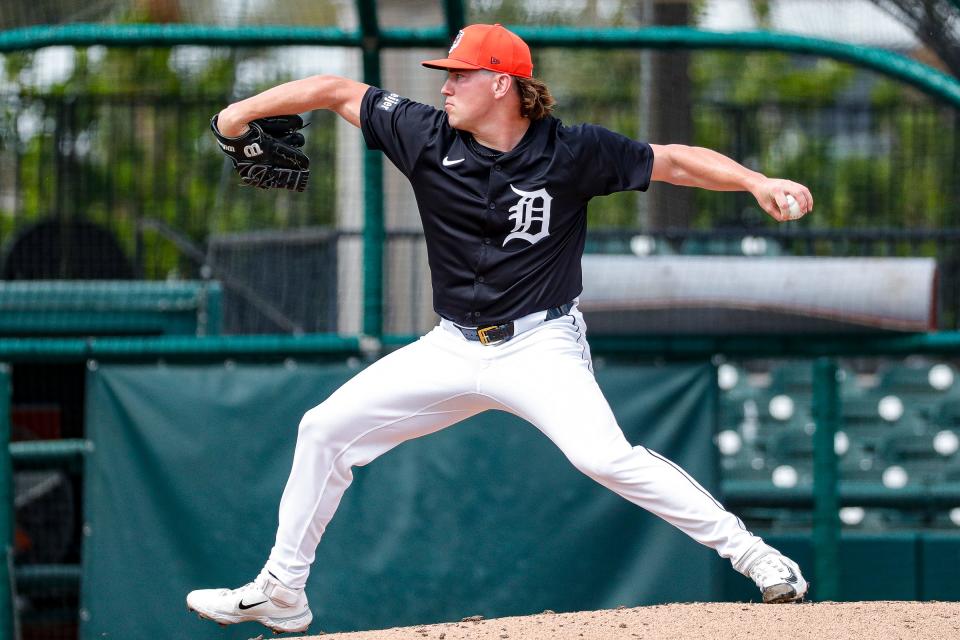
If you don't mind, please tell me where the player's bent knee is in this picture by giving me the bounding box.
[297,407,346,443]
[568,455,617,482]
[297,407,322,433]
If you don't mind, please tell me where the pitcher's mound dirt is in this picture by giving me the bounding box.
[300,601,959,640]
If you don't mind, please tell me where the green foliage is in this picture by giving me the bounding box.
[1,44,338,279]
[534,47,643,227]
[689,50,960,230]
[1,52,33,84]
[748,0,772,25]
[470,0,638,27]
[693,51,856,105]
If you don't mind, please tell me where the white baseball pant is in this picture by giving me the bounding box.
[265,302,764,589]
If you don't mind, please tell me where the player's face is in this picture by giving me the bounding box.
[440,70,496,130]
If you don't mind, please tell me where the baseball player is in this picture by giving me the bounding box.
[188,23,812,634]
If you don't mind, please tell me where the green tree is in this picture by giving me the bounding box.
[1,42,338,278]
[868,1,960,78]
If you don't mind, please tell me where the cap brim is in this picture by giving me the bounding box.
[420,58,483,71]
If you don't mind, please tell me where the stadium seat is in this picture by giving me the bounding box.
[839,508,926,531]
[841,393,909,443]
[718,396,747,431]
[880,429,954,485]
[737,507,922,534]
[583,234,676,256]
[883,429,943,462]
[838,449,885,483]
[679,235,783,257]
[768,361,816,394]
[937,459,960,483]
[768,509,812,532]
[768,427,816,464]
[755,390,812,426]
[772,461,813,488]
[719,448,770,483]
[878,361,958,394]
[931,509,960,530]
[733,507,808,532]
[878,361,960,420]
[717,362,755,401]
[832,392,934,484]
[936,398,960,429]
[767,360,858,396]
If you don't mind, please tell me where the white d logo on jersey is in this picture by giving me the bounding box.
[504,184,552,246]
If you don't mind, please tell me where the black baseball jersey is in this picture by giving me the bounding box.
[360,87,654,327]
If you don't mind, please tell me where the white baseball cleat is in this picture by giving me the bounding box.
[746,552,808,603]
[186,570,312,633]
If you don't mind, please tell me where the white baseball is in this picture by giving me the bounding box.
[783,194,803,220]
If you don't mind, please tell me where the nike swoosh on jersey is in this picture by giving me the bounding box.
[442,156,465,167]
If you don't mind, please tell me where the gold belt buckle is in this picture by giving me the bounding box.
[477,325,498,345]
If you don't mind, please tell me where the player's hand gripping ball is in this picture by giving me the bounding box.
[782,194,803,220]
[211,114,310,192]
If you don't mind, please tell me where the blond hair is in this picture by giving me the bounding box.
[514,76,556,120]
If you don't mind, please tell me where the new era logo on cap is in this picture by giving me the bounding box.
[421,24,533,79]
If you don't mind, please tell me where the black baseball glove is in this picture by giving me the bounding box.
[211,114,310,192]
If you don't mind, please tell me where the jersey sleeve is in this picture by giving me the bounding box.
[360,87,444,177]
[570,124,654,197]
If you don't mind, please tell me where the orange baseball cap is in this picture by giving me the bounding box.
[421,23,533,79]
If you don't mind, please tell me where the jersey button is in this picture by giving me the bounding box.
[494,164,502,171]
[473,311,481,318]
[477,276,485,283]
[483,238,491,244]
[488,202,495,209]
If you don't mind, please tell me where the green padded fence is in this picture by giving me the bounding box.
[81,361,718,638]
[0,331,957,364]
[722,532,960,602]
[0,281,222,337]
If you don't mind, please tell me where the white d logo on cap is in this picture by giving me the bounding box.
[448,29,464,54]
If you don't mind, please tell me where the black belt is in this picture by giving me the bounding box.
[456,302,574,346]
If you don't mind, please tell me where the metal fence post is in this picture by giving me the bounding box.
[357,0,384,339]
[0,364,12,638]
[442,0,466,37]
[812,357,841,600]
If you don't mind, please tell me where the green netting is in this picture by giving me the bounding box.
[2,39,960,334]
[2,8,960,635]
[1,0,349,30]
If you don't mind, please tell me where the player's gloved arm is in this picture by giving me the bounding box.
[211,114,311,191]
[217,75,370,136]
[649,143,813,222]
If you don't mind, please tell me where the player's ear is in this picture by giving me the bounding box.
[493,73,513,99]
